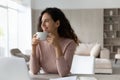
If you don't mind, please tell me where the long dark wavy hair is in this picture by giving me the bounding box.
[37,7,79,44]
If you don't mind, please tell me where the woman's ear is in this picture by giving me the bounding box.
[56,20,60,28]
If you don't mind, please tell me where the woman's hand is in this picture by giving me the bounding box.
[47,33,63,58]
[47,33,59,47]
[32,34,40,47]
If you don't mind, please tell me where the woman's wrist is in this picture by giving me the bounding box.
[32,45,36,57]
[32,43,37,47]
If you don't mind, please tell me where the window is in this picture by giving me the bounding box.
[0,0,31,57]
[0,7,7,56]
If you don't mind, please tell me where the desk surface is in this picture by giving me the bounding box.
[30,73,120,80]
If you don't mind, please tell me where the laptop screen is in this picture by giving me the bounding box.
[0,57,31,80]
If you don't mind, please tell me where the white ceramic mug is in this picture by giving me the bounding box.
[36,32,48,40]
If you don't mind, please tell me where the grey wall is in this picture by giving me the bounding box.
[32,9,103,47]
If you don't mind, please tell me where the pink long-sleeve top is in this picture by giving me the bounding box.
[30,38,77,77]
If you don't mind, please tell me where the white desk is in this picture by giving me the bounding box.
[30,73,120,80]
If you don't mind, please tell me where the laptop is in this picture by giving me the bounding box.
[0,57,31,80]
[70,55,95,74]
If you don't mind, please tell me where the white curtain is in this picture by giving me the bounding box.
[0,0,32,56]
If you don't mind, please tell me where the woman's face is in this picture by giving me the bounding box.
[41,13,59,33]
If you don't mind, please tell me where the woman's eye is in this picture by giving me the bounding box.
[41,19,50,24]
[45,19,49,22]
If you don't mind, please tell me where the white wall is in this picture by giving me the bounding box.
[31,0,120,9]
[32,9,103,46]
[32,9,42,35]
[67,9,103,46]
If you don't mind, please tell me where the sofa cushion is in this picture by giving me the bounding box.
[90,43,101,57]
[95,58,112,69]
[75,43,94,56]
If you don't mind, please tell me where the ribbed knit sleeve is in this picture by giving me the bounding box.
[56,40,77,77]
[29,44,41,74]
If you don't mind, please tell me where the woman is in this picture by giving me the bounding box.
[30,7,79,77]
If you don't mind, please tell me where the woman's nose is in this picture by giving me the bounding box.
[41,22,45,27]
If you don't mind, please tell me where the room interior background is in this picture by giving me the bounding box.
[1,0,120,57]
[32,9,103,47]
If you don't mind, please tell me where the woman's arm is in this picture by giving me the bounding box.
[56,41,77,77]
[47,33,77,76]
[29,34,41,74]
[29,45,41,74]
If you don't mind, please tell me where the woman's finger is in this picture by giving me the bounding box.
[33,34,37,38]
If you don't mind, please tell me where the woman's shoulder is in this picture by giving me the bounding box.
[60,38,76,44]
[60,38,77,50]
